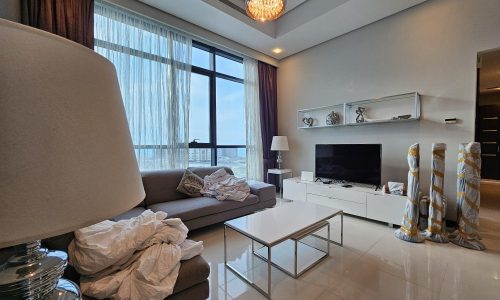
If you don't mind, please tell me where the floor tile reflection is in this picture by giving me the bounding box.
[189,190,500,300]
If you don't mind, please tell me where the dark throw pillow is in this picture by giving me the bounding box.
[176,169,204,197]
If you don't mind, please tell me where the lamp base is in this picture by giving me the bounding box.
[0,241,81,300]
[276,151,283,169]
[48,279,81,300]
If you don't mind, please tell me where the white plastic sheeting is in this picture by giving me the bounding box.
[425,143,449,243]
[450,142,485,250]
[201,168,251,202]
[395,143,424,243]
[69,210,203,299]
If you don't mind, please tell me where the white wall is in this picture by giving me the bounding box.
[278,0,500,220]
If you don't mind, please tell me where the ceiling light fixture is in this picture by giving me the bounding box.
[246,0,287,22]
[272,48,283,54]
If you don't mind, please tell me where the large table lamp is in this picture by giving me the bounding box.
[0,19,145,299]
[270,136,289,169]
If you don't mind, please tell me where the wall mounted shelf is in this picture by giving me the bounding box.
[297,92,420,129]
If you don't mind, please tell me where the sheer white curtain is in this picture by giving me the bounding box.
[94,1,191,170]
[244,58,264,181]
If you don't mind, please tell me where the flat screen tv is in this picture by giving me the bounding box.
[315,144,381,185]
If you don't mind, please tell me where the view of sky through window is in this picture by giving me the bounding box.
[95,9,247,176]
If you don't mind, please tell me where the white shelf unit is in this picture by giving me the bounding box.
[283,177,406,226]
[297,92,420,129]
[297,104,346,129]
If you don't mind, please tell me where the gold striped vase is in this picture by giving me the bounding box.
[450,142,485,250]
[425,143,449,243]
[395,143,424,243]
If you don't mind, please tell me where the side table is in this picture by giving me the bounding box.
[267,168,292,199]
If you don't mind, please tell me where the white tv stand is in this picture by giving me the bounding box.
[283,177,406,226]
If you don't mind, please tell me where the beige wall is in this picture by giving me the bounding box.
[278,0,500,220]
[0,0,20,22]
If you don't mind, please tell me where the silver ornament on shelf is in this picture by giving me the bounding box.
[326,111,340,125]
[302,117,314,127]
[355,106,366,123]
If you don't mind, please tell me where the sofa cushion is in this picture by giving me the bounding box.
[188,166,233,179]
[148,194,259,221]
[176,169,204,197]
[111,207,147,221]
[248,180,276,202]
[172,255,210,294]
[142,169,187,205]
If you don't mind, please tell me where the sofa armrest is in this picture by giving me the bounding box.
[248,180,276,202]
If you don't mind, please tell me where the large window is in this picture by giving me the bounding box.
[94,1,192,171]
[188,42,246,177]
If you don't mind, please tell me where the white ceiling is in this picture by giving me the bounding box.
[139,0,428,60]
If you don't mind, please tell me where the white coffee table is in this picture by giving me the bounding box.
[224,202,343,299]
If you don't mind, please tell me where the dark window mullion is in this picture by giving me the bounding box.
[216,145,246,148]
[191,66,212,76]
[210,49,217,166]
[215,48,243,64]
[215,72,244,84]
[192,40,212,52]
[189,142,213,148]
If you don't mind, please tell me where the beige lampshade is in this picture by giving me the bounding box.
[0,19,145,248]
[271,136,289,151]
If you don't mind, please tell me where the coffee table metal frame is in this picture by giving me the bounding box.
[224,210,343,299]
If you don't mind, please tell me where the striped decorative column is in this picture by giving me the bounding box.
[425,143,449,243]
[456,143,467,223]
[450,142,485,250]
[395,143,424,243]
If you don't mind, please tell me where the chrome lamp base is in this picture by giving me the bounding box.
[0,241,81,300]
[276,151,283,169]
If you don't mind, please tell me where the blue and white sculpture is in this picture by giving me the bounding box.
[425,143,449,243]
[450,142,485,250]
[395,143,424,243]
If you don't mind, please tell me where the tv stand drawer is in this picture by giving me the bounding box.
[307,184,366,204]
[307,193,367,217]
[366,193,406,225]
[283,179,307,201]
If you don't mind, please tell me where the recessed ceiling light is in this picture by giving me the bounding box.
[272,48,283,54]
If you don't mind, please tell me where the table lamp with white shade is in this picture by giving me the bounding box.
[271,136,289,169]
[0,19,145,299]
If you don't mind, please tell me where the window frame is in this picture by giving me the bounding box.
[189,41,245,166]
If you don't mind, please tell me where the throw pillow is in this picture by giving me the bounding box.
[176,169,204,197]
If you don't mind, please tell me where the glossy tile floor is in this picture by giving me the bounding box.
[189,184,500,300]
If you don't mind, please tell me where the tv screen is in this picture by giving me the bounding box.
[315,144,381,185]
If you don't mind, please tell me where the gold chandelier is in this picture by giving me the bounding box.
[245,0,287,22]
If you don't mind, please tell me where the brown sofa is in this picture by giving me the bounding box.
[42,166,276,299]
[114,167,277,230]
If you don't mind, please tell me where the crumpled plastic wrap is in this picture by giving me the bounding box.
[388,182,405,195]
[425,143,449,243]
[395,143,424,243]
[450,142,485,250]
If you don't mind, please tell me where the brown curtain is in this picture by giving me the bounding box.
[21,0,94,49]
[258,61,278,184]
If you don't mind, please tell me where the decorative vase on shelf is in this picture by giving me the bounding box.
[326,111,340,125]
[355,107,366,123]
